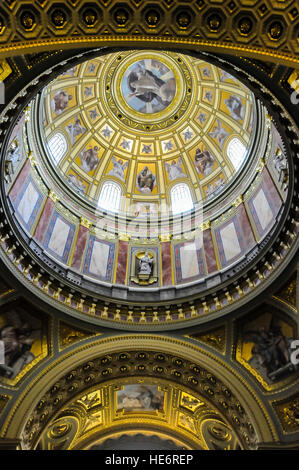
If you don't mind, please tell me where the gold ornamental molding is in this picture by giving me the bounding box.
[80,217,93,229]
[2,37,299,67]
[0,1,298,65]
[0,59,11,80]
[1,335,278,447]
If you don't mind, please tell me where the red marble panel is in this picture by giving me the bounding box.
[161,241,172,286]
[33,197,54,243]
[8,159,31,203]
[203,229,218,274]
[236,203,256,250]
[115,240,128,285]
[262,167,282,214]
[71,225,89,271]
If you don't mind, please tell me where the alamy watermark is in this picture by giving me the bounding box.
[93,197,204,251]
[0,340,4,365]
[290,340,299,366]
[290,79,299,105]
[0,81,4,105]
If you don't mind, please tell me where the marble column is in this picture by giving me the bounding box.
[203,228,218,273]
[8,159,31,203]
[33,197,54,243]
[161,241,172,286]
[71,224,89,271]
[115,240,128,285]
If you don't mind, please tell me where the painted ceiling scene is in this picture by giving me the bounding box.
[3,49,290,324]
[41,50,254,212]
[0,0,298,454]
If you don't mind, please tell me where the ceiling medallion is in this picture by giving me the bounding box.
[104,51,193,131]
[120,59,176,114]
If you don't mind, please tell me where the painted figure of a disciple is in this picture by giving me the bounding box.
[209,120,229,149]
[194,149,214,176]
[51,90,72,115]
[165,158,185,181]
[136,166,156,193]
[108,156,128,182]
[123,59,176,113]
[224,95,245,121]
[65,116,86,145]
[67,174,86,195]
[79,146,99,173]
[128,67,175,106]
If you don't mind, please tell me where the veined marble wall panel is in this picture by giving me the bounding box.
[215,221,241,267]
[161,241,172,286]
[180,242,200,279]
[83,236,115,282]
[251,189,273,231]
[8,159,31,203]
[71,225,89,271]
[174,240,206,283]
[115,240,128,285]
[263,166,283,213]
[17,181,39,225]
[247,168,282,239]
[235,204,256,250]
[221,222,241,261]
[11,174,44,233]
[42,211,76,264]
[34,197,55,243]
[214,215,246,268]
[203,229,218,274]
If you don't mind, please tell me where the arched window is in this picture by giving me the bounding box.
[47,132,67,165]
[170,183,194,215]
[98,181,121,213]
[227,138,247,171]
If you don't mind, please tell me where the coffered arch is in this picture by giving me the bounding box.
[0,0,298,66]
[1,335,277,450]
[0,0,298,454]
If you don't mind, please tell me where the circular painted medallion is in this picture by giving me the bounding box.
[104,51,191,131]
[120,59,176,114]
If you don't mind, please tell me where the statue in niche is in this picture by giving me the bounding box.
[138,251,154,277]
[5,139,21,182]
[274,148,288,191]
[131,251,157,285]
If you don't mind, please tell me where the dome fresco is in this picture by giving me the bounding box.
[40,50,255,212]
[2,49,289,325]
[0,4,298,454]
